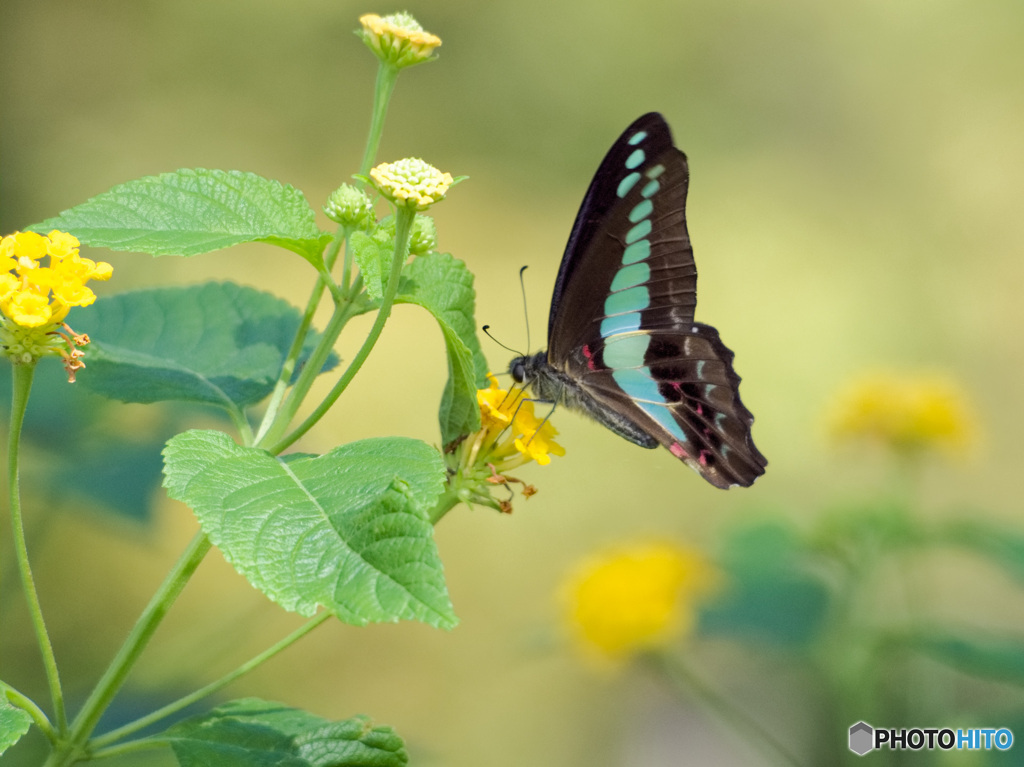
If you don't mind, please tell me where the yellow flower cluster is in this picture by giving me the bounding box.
[825,371,976,456]
[358,13,441,69]
[563,542,719,661]
[474,374,565,468]
[1,231,112,329]
[370,158,454,211]
[448,374,565,512]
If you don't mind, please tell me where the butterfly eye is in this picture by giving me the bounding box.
[511,361,527,383]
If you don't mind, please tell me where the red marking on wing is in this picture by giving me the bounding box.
[698,450,709,467]
[669,442,687,458]
[582,344,597,371]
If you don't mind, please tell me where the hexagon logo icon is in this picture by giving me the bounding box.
[849,721,874,756]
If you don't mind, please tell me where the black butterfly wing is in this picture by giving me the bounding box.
[545,113,767,488]
[548,113,697,357]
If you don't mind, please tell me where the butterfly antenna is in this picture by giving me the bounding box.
[519,265,531,352]
[481,325,523,356]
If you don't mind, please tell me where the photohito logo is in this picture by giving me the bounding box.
[849,722,1013,755]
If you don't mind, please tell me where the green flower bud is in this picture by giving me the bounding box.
[323,184,375,230]
[375,214,438,256]
[358,13,441,70]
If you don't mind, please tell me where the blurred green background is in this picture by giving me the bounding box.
[3,0,1024,765]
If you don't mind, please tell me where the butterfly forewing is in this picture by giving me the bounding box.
[548,114,697,359]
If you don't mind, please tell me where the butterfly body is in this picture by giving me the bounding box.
[510,350,659,449]
[509,113,766,489]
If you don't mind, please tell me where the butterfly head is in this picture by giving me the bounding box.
[509,353,539,386]
[509,351,567,406]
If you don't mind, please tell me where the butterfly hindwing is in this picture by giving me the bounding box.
[566,324,767,488]
[511,112,766,488]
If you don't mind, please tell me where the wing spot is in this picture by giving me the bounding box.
[625,220,652,244]
[629,199,654,223]
[646,164,666,179]
[617,171,641,198]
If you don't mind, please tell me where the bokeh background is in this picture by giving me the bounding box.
[3,0,1024,765]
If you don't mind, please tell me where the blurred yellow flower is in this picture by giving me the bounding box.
[825,371,977,456]
[358,12,441,70]
[563,542,719,661]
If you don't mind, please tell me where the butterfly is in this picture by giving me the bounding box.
[508,113,767,488]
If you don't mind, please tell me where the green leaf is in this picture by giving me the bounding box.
[395,253,489,444]
[0,700,33,756]
[698,521,831,648]
[163,431,455,628]
[28,168,331,260]
[0,357,169,521]
[350,231,390,301]
[911,631,1024,687]
[72,282,336,410]
[940,518,1024,586]
[296,720,408,767]
[164,698,407,767]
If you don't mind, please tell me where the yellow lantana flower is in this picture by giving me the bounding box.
[358,12,441,70]
[473,373,565,469]
[0,230,112,379]
[564,542,719,662]
[370,158,454,211]
[825,371,976,456]
[448,374,565,512]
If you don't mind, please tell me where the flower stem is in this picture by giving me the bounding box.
[254,227,347,447]
[60,532,212,761]
[91,611,331,748]
[642,651,805,767]
[256,296,358,451]
[427,486,462,525]
[2,682,56,742]
[258,61,398,448]
[359,64,399,180]
[270,207,415,454]
[88,737,168,762]
[6,362,67,734]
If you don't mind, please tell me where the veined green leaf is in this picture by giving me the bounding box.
[163,698,407,767]
[72,282,335,410]
[28,168,331,259]
[163,431,455,628]
[396,253,489,444]
[296,719,408,767]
